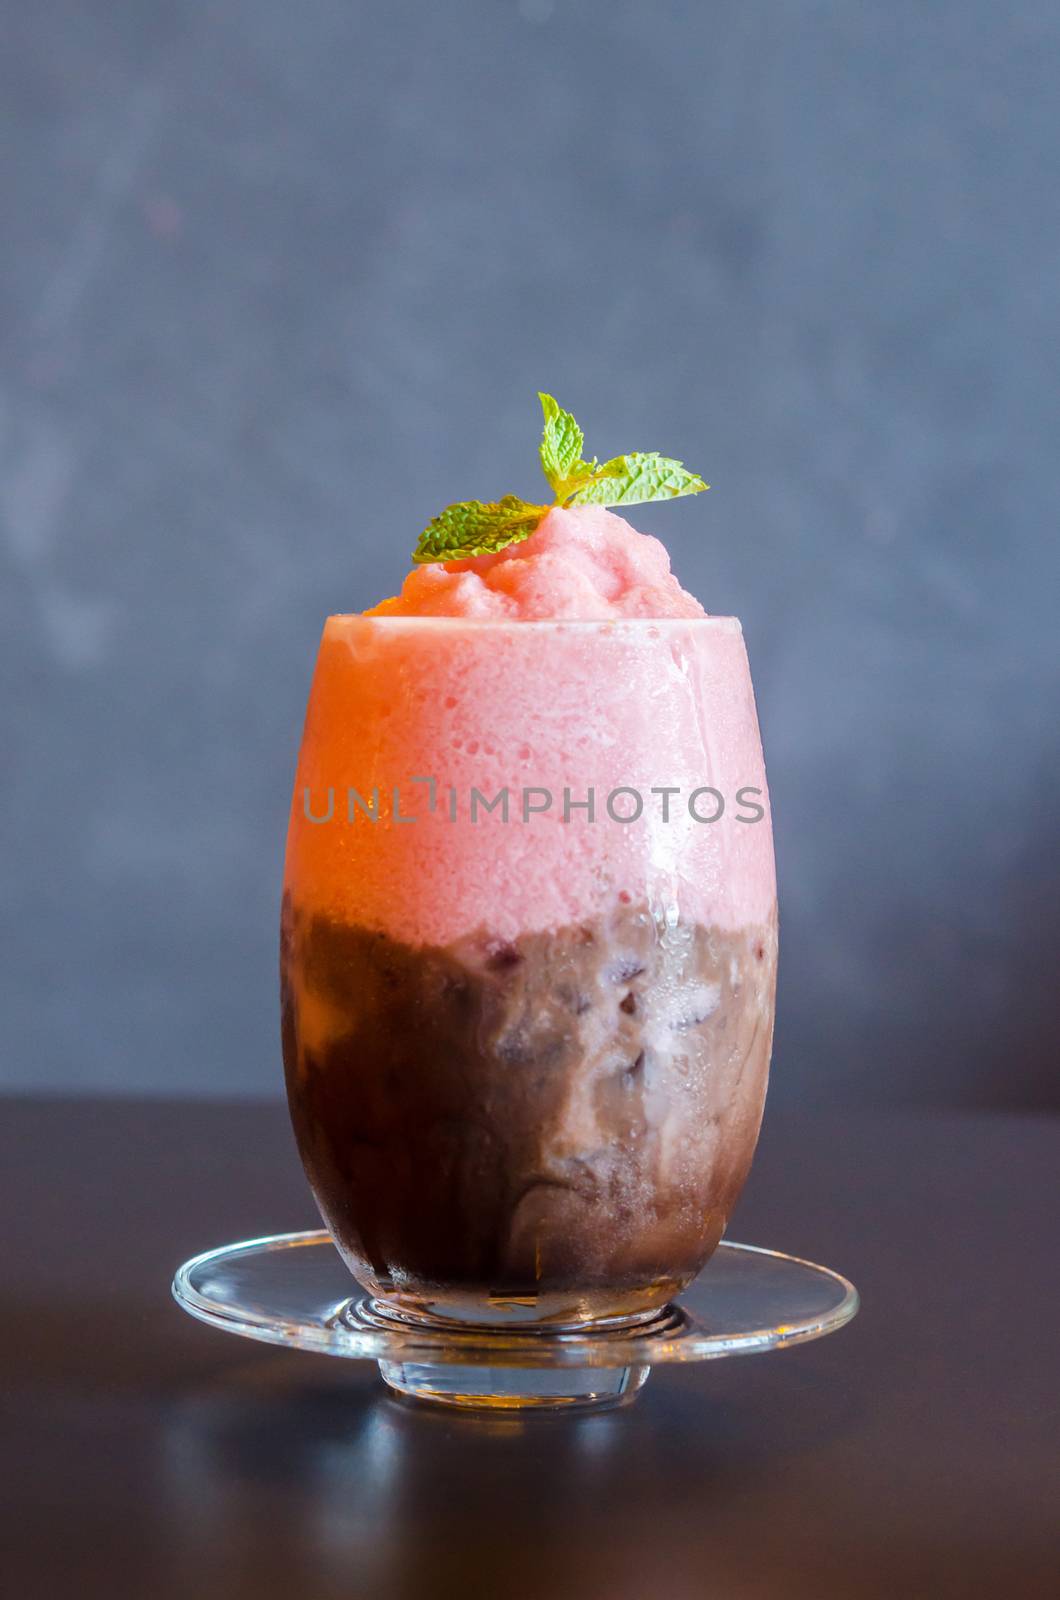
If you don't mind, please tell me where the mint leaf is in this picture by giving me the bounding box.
[568,452,708,507]
[410,396,709,563]
[413,495,548,564]
[538,393,585,493]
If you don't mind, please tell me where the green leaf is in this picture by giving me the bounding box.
[409,395,710,564]
[567,452,708,507]
[413,495,548,564]
[538,393,585,493]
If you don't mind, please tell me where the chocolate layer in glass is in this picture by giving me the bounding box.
[284,899,775,1320]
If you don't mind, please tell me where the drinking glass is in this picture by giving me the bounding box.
[281,616,776,1404]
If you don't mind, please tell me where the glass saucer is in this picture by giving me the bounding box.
[172,1231,858,1412]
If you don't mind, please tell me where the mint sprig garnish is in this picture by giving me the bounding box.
[412,394,708,563]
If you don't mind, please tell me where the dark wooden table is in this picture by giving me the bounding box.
[1,1097,1055,1599]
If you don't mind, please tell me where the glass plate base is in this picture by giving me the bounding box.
[172,1231,858,1412]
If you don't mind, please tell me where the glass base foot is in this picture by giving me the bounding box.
[172,1230,860,1416]
[377,1358,651,1411]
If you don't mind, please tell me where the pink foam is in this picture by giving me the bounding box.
[367,505,707,620]
[287,617,775,947]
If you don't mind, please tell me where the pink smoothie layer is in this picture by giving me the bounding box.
[367,505,707,620]
[287,507,773,946]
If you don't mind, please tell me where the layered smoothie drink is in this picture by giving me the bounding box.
[281,400,777,1329]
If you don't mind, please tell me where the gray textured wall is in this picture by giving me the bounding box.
[2,1,1057,1106]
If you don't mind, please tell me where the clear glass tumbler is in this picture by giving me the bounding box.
[281,616,777,1407]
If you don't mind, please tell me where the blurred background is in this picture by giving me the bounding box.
[2,0,1056,1108]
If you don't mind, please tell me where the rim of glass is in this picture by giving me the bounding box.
[324,614,742,629]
